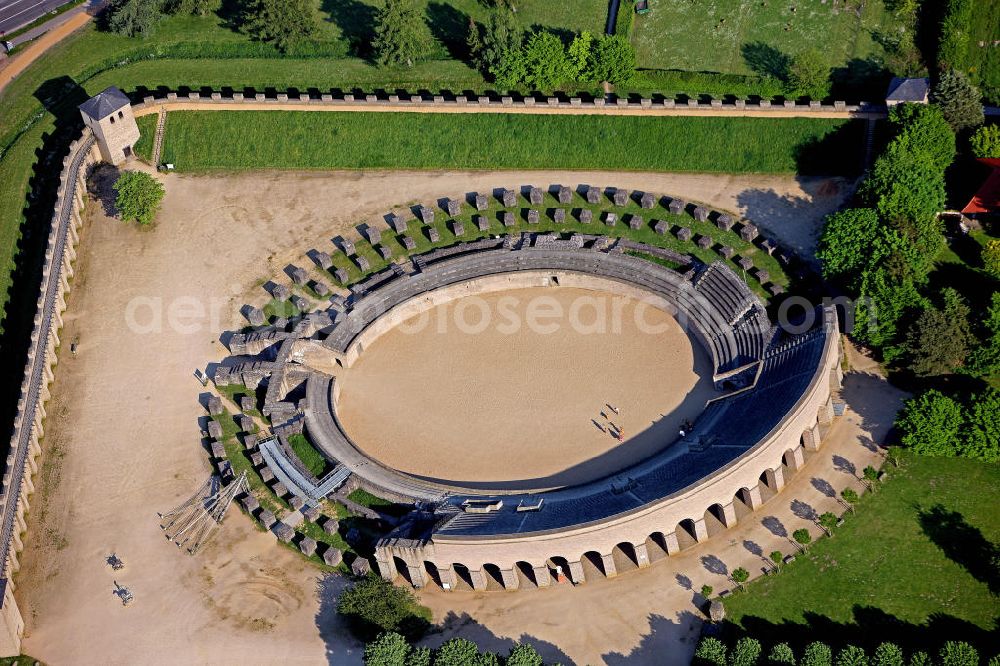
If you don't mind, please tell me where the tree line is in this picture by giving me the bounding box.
[695,636,996,666]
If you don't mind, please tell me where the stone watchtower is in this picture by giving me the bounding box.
[79,86,140,165]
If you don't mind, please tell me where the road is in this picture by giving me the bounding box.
[0,0,74,35]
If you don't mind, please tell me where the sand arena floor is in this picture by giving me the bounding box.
[337,286,715,490]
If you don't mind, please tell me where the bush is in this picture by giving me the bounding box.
[104,0,162,37]
[939,642,979,666]
[937,0,973,71]
[983,240,1000,278]
[963,389,1000,462]
[801,642,833,666]
[433,638,480,666]
[113,170,164,225]
[836,646,869,666]
[769,643,796,666]
[897,390,965,457]
[406,647,432,666]
[787,49,831,100]
[730,638,762,666]
[365,632,411,666]
[873,643,904,666]
[968,292,1000,377]
[970,124,1000,158]
[591,35,637,85]
[506,643,544,666]
[240,0,316,52]
[337,575,431,642]
[695,637,728,666]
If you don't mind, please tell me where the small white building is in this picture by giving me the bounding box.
[885,77,930,107]
[78,86,140,165]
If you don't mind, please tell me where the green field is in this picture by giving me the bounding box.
[722,452,1000,652]
[630,0,895,77]
[157,110,861,174]
[964,0,1000,103]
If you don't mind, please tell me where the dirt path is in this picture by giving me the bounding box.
[0,9,92,93]
[16,168,867,665]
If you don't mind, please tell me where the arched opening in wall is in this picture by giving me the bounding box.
[612,542,639,574]
[515,561,539,588]
[482,563,505,591]
[547,556,571,584]
[645,533,669,563]
[704,503,729,536]
[675,519,699,550]
[758,470,778,502]
[452,563,474,591]
[392,556,413,585]
[733,487,755,521]
[423,561,442,589]
[551,275,560,285]
[782,447,802,473]
[581,551,606,580]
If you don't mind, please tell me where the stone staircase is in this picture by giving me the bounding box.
[151,107,167,166]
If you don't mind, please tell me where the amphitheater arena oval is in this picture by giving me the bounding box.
[221,227,842,592]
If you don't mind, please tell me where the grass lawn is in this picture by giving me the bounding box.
[722,452,1000,653]
[630,0,896,78]
[964,0,1000,104]
[157,110,862,175]
[287,433,330,478]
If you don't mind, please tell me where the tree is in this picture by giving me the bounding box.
[241,0,315,52]
[164,0,218,15]
[406,647,432,666]
[372,0,431,68]
[908,652,931,666]
[519,31,573,90]
[968,292,1000,377]
[506,643,544,666]
[963,389,1000,462]
[904,288,974,376]
[769,550,784,570]
[465,17,483,65]
[888,103,957,173]
[695,637,728,666]
[861,139,948,228]
[983,240,1000,278]
[337,575,431,642]
[114,171,164,225]
[105,0,162,37]
[476,652,501,666]
[731,567,750,590]
[769,643,796,666]
[700,584,714,599]
[939,642,979,666]
[365,632,411,666]
[589,35,636,85]
[729,637,762,666]
[863,465,880,489]
[801,642,833,666]
[786,49,830,100]
[970,124,1000,158]
[817,208,902,287]
[477,6,522,76]
[836,646,869,666]
[896,390,965,457]
[931,69,984,132]
[852,262,925,350]
[433,638,480,666]
[818,511,839,535]
[840,488,859,513]
[873,643,905,666]
[793,528,812,551]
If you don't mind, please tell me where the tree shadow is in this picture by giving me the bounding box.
[322,0,377,59]
[723,605,999,656]
[421,611,575,665]
[701,554,729,576]
[918,504,1000,595]
[811,478,836,498]
[790,499,818,522]
[741,41,790,81]
[761,516,788,538]
[427,2,470,61]
[794,120,867,177]
[602,612,704,665]
[829,57,891,102]
[832,455,858,478]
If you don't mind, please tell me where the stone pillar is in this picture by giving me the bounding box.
[721,502,738,528]
[772,466,786,491]
[802,424,822,452]
[438,566,458,591]
[499,568,519,591]
[600,553,618,578]
[745,485,764,510]
[533,565,551,587]
[633,542,651,568]
[664,531,681,555]
[788,446,806,470]
[406,565,426,588]
[818,397,834,424]
[374,554,394,582]
[567,560,586,584]
[468,569,487,591]
[693,518,709,542]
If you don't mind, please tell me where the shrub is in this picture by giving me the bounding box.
[793,528,812,549]
[406,647,432,666]
[701,584,714,599]
[240,0,316,52]
[937,0,973,71]
[983,240,1000,278]
[590,35,637,85]
[365,632,411,666]
[769,643,796,666]
[836,646,869,666]
[896,390,965,457]
[337,575,431,642]
[968,292,1000,377]
[801,642,833,666]
[963,389,1000,462]
[731,567,750,589]
[730,637,762,666]
[786,49,831,100]
[113,170,164,225]
[506,643,544,666]
[939,642,979,666]
[873,643,905,666]
[908,652,931,666]
[433,638,480,666]
[695,637,728,666]
[970,124,1000,158]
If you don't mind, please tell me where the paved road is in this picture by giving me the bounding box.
[0,0,73,36]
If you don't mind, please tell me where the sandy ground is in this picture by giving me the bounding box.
[337,287,714,490]
[16,168,870,665]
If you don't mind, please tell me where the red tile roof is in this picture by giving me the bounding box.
[962,158,1000,215]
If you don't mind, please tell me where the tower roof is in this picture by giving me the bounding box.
[79,86,131,121]
[885,77,930,103]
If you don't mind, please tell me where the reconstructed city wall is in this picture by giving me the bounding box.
[0,130,97,656]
